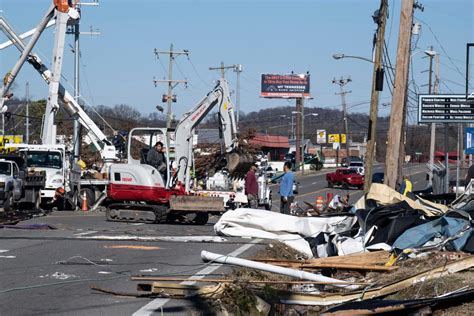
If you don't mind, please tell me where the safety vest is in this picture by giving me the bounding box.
[402,179,413,196]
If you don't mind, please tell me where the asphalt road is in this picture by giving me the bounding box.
[0,163,429,316]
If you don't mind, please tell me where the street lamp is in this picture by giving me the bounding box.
[332,53,395,70]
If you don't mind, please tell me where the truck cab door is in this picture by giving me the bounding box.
[12,164,22,199]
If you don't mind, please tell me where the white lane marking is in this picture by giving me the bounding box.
[0,250,9,253]
[0,255,15,258]
[74,230,98,236]
[133,239,261,316]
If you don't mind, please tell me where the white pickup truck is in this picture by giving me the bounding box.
[0,158,45,212]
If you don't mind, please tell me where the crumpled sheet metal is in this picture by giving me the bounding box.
[214,208,356,258]
[367,183,448,216]
[393,214,473,252]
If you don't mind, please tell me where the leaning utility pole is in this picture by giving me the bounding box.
[384,0,414,189]
[364,0,388,194]
[154,44,188,148]
[332,77,352,158]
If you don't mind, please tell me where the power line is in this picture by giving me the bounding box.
[416,17,466,81]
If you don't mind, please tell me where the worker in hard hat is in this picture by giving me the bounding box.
[399,175,413,196]
[77,159,87,171]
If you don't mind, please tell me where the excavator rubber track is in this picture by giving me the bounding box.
[105,203,169,224]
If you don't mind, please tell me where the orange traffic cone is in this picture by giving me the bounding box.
[81,191,88,212]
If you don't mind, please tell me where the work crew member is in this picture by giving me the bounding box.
[465,164,474,187]
[399,175,413,196]
[245,164,259,208]
[279,161,295,215]
[147,141,167,180]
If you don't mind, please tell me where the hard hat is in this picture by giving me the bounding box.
[77,159,86,170]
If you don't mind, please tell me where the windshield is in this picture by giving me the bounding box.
[350,162,363,167]
[26,151,62,169]
[342,169,357,175]
[0,162,11,176]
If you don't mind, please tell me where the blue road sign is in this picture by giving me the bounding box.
[465,127,474,154]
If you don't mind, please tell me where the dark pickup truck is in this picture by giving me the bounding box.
[326,168,364,190]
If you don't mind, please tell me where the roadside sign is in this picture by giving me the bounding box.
[328,134,339,143]
[328,134,346,144]
[465,127,474,154]
[316,129,326,144]
[418,94,474,123]
[340,134,346,144]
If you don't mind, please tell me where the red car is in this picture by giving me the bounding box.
[326,168,364,190]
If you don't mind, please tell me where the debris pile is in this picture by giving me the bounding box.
[94,182,474,314]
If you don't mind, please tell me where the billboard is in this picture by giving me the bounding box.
[261,74,310,98]
[418,94,474,123]
[316,129,326,144]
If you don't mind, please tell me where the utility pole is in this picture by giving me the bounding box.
[25,81,29,143]
[426,46,435,186]
[66,1,100,163]
[209,61,236,79]
[364,0,388,194]
[209,62,243,124]
[384,0,414,189]
[332,77,352,158]
[234,64,243,124]
[295,99,302,171]
[301,95,305,175]
[154,44,188,148]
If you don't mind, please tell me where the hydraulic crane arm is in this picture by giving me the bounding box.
[174,79,238,191]
[0,10,117,161]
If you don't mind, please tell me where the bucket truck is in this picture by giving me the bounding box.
[1,2,118,206]
[105,79,257,224]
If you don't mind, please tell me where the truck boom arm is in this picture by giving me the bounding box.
[174,80,238,191]
[0,12,117,161]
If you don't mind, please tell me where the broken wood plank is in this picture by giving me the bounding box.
[277,256,474,306]
[137,282,224,298]
[253,260,397,272]
[131,276,370,285]
[259,250,391,265]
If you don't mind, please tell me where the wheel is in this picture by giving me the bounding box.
[358,185,364,190]
[327,181,333,188]
[4,191,14,213]
[193,212,209,225]
[342,182,349,190]
[265,194,272,210]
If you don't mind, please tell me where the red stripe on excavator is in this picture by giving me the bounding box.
[107,183,184,202]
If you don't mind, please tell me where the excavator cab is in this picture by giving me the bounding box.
[127,127,171,188]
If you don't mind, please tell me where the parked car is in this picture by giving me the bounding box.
[326,168,364,190]
[348,161,365,175]
[341,156,363,167]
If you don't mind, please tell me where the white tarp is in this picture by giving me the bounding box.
[214,208,357,258]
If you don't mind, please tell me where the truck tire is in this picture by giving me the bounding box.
[342,182,349,190]
[4,191,14,213]
[327,181,333,188]
[193,212,209,225]
[265,195,272,210]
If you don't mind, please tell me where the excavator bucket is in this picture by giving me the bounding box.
[169,195,224,213]
[225,152,255,178]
